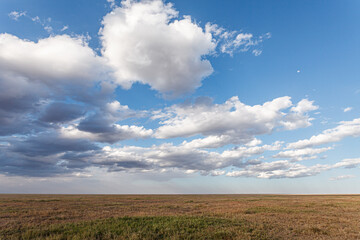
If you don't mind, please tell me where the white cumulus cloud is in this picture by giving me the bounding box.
[0,33,107,86]
[100,0,215,96]
[154,96,317,147]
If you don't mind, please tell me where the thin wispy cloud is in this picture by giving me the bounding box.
[330,175,355,181]
[9,10,56,33]
[344,107,352,113]
[8,11,27,21]
[60,25,69,32]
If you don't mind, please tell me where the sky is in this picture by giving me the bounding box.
[0,0,360,194]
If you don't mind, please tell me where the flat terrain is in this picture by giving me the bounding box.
[1,194,360,239]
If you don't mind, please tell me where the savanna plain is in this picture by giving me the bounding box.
[1,194,360,239]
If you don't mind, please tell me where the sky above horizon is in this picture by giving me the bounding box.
[0,0,360,194]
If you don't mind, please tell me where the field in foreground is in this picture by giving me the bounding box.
[1,194,360,239]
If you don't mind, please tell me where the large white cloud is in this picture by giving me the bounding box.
[0,33,107,86]
[154,96,318,147]
[100,0,216,96]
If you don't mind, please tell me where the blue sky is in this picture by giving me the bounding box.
[0,0,360,193]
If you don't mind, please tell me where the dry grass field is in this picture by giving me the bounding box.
[1,194,360,239]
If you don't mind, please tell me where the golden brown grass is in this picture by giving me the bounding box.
[1,194,360,239]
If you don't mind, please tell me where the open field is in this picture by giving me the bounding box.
[1,194,360,239]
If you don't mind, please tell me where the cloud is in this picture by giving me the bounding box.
[252,49,262,56]
[107,0,116,8]
[287,118,360,149]
[60,25,69,32]
[99,144,217,172]
[60,124,153,144]
[344,107,352,113]
[39,102,85,123]
[273,147,331,161]
[330,175,355,181]
[220,32,254,55]
[90,140,281,173]
[280,99,319,130]
[220,142,282,162]
[85,143,359,180]
[8,11,27,21]
[206,24,271,56]
[0,34,107,85]
[333,158,360,168]
[290,99,319,114]
[0,70,47,135]
[226,160,329,179]
[0,133,100,177]
[100,0,215,96]
[31,15,54,33]
[58,100,152,143]
[181,135,246,149]
[154,96,317,147]
[226,157,360,179]
[0,33,111,136]
[1,117,359,179]
[9,10,56,33]
[0,132,282,177]
[10,134,99,157]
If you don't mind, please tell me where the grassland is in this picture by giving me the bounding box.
[1,194,360,239]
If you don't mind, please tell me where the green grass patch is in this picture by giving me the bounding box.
[0,216,273,240]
